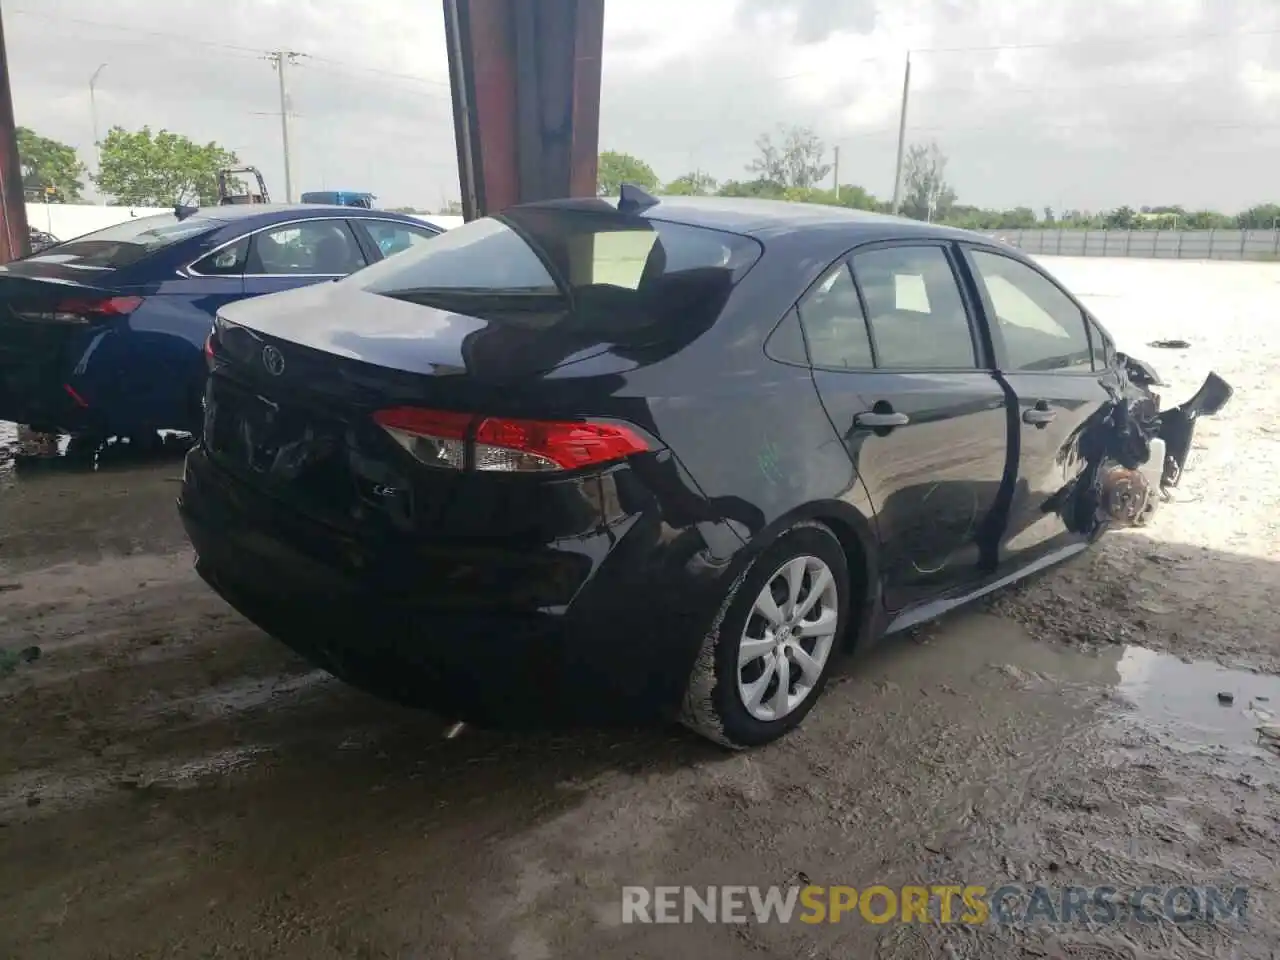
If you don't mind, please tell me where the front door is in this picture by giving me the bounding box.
[803,242,1016,613]
[959,245,1114,570]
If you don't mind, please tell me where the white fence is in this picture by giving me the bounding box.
[982,228,1280,261]
[25,203,171,240]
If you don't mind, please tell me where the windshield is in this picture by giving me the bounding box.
[349,206,762,339]
[23,214,219,270]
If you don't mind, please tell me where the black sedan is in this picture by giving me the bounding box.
[178,190,1231,748]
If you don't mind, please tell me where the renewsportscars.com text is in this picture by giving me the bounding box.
[621,884,1250,926]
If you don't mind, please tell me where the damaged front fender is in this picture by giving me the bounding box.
[1080,358,1232,532]
[1156,371,1233,488]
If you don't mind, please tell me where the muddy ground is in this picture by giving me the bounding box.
[1,257,1279,959]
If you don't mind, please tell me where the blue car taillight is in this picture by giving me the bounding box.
[12,295,144,325]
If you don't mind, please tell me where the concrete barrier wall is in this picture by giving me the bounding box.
[26,203,172,241]
[27,204,464,243]
[982,228,1280,261]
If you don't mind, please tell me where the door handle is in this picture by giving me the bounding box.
[1022,405,1056,426]
[854,411,911,429]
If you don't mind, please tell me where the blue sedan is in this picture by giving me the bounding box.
[0,204,443,443]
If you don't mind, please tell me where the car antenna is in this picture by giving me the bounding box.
[174,203,199,221]
[618,183,659,214]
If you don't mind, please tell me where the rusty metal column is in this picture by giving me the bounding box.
[443,0,603,220]
[0,1,30,261]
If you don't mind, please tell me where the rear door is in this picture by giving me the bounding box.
[350,219,441,262]
[958,245,1112,568]
[241,218,369,297]
[802,241,1015,613]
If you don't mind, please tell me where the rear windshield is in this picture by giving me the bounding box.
[22,214,218,270]
[349,206,763,339]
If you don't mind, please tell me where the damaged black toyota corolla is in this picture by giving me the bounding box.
[178,189,1231,749]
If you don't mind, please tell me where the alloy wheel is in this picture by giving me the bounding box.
[735,555,840,722]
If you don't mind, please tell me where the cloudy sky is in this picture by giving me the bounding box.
[7,0,1280,213]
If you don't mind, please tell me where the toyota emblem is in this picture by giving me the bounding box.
[262,345,285,376]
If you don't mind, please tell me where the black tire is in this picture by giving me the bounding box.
[680,521,851,749]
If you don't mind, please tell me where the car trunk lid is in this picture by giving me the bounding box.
[206,284,649,542]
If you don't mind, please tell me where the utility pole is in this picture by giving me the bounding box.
[890,52,912,216]
[832,145,840,200]
[0,0,29,262]
[267,51,302,203]
[89,62,107,185]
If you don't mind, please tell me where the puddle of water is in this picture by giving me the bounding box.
[1112,646,1280,769]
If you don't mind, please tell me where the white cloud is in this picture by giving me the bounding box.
[6,0,1280,213]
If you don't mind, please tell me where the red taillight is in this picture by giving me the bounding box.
[373,407,651,473]
[63,383,89,408]
[204,331,216,363]
[13,295,144,324]
[373,407,471,470]
[474,417,650,471]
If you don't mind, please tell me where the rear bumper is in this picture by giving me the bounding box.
[178,446,733,727]
[0,378,93,434]
[0,316,203,436]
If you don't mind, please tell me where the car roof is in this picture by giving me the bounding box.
[193,203,410,223]
[522,194,985,249]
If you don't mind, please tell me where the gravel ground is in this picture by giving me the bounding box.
[1,256,1278,959]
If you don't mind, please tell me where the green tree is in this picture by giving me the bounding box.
[901,141,955,222]
[1103,205,1136,230]
[830,184,880,211]
[748,125,830,189]
[1238,204,1280,230]
[663,171,717,196]
[93,126,238,206]
[597,150,659,196]
[717,177,785,199]
[1182,209,1234,230]
[16,127,86,202]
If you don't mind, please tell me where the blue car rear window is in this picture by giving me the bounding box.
[25,214,218,270]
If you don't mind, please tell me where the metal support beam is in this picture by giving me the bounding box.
[0,2,30,261]
[444,0,603,220]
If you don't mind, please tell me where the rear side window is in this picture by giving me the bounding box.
[22,214,219,270]
[350,209,763,338]
[797,263,873,369]
[850,246,977,369]
[764,308,809,365]
[1087,318,1113,370]
[191,236,249,276]
[968,250,1092,372]
[361,220,439,259]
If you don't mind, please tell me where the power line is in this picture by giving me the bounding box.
[7,8,449,89]
[913,24,1280,55]
[301,54,450,89]
[8,8,266,56]
[767,25,1280,83]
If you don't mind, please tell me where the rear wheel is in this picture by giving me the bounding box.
[681,521,849,749]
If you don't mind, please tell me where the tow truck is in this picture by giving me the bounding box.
[216,167,270,205]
